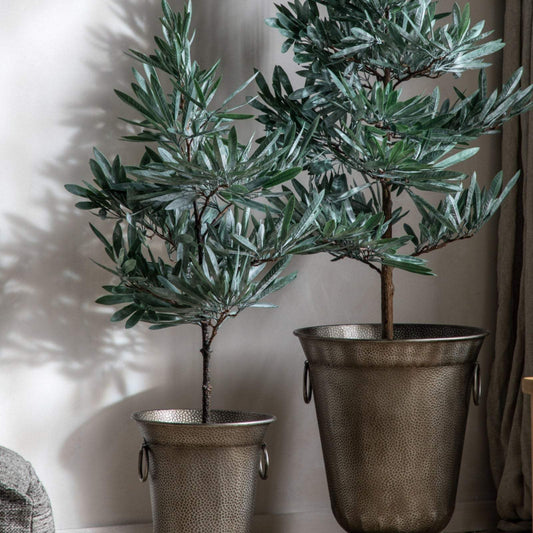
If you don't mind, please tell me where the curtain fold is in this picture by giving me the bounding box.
[487,0,533,530]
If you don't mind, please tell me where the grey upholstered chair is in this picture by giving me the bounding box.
[0,446,55,532]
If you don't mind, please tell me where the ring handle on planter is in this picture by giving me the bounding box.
[472,362,481,406]
[138,440,149,482]
[303,360,313,404]
[258,444,270,480]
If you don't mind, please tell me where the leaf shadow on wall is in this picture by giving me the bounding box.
[0,2,164,397]
[0,0,273,392]
[0,204,149,392]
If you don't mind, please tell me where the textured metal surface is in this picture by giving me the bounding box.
[133,409,275,533]
[294,324,487,533]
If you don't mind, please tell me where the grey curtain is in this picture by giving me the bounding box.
[487,0,533,530]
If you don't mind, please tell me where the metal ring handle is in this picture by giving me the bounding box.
[472,362,481,406]
[138,440,149,482]
[258,444,270,480]
[303,360,313,404]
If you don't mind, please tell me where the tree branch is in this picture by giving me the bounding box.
[412,234,474,257]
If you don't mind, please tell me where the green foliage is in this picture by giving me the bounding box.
[66,0,328,333]
[254,0,533,276]
[68,0,424,342]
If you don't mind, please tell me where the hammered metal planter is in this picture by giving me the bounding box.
[133,409,275,533]
[294,324,487,533]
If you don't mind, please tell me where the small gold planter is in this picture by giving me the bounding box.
[133,409,275,533]
[295,324,487,533]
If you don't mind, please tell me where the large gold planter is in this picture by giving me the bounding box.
[294,324,487,533]
[133,409,275,533]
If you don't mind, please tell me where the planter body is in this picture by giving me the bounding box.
[294,324,487,533]
[133,409,275,533]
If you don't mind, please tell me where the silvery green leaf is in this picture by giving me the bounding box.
[96,295,134,305]
[110,304,138,323]
[165,193,195,211]
[232,234,257,254]
[434,147,479,169]
[122,259,137,274]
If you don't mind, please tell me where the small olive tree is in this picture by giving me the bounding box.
[67,1,392,421]
[253,0,533,339]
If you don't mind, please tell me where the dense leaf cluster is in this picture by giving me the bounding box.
[254,0,533,275]
[68,0,421,337]
[67,1,318,334]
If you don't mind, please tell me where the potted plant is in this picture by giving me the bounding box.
[63,1,361,531]
[252,1,533,532]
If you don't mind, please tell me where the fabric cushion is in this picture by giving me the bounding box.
[0,446,55,532]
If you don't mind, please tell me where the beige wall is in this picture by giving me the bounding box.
[0,0,506,530]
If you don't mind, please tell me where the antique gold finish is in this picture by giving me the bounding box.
[133,409,275,533]
[295,324,487,533]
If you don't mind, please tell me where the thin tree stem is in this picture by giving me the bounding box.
[381,181,394,340]
[201,322,212,424]
[379,66,394,340]
[191,134,212,421]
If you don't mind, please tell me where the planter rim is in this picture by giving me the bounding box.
[293,323,488,343]
[132,408,276,428]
